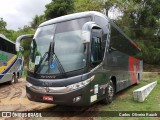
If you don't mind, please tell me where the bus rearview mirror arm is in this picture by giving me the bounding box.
[16,34,34,52]
[82,22,101,43]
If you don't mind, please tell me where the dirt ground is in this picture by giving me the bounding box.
[0,79,55,111]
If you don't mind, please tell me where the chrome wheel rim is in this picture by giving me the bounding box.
[108,84,114,99]
[11,77,14,84]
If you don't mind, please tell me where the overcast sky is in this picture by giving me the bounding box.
[0,0,51,30]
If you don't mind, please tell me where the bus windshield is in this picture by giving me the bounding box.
[28,17,90,74]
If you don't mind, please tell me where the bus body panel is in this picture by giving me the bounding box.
[25,11,143,106]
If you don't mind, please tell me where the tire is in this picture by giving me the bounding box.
[135,73,140,85]
[101,80,115,104]
[14,74,18,83]
[8,74,18,85]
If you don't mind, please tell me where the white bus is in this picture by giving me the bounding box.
[0,34,23,84]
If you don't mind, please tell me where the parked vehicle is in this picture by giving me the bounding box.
[16,11,143,106]
[0,34,23,84]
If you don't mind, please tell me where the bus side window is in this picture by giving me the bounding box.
[0,38,8,53]
[0,38,3,50]
[91,28,103,66]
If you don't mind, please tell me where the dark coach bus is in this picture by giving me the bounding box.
[16,11,143,106]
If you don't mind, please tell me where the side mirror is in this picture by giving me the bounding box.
[82,31,90,43]
[16,34,34,51]
[82,22,100,43]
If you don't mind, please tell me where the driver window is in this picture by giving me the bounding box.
[91,28,103,66]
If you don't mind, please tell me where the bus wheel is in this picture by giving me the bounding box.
[9,74,18,84]
[101,80,115,104]
[14,74,18,83]
[8,75,15,84]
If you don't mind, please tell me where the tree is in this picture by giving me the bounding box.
[45,0,74,20]
[74,0,103,12]
[104,0,160,64]
[105,0,160,41]
[30,15,45,29]
[0,18,7,29]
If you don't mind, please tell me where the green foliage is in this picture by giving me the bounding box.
[106,0,160,40]
[74,0,103,12]
[0,18,7,29]
[136,40,160,65]
[30,15,45,29]
[105,0,160,65]
[45,0,74,20]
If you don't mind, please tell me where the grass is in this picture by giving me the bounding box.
[98,72,160,120]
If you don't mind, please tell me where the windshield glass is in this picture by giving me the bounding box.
[28,17,90,74]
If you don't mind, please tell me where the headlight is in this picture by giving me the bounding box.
[26,81,33,87]
[67,75,95,90]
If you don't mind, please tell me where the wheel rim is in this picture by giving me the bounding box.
[108,84,114,99]
[11,76,15,84]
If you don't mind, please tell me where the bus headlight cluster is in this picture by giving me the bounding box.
[67,75,95,90]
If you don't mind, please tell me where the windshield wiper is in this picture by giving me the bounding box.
[34,42,52,73]
[48,42,67,77]
[34,51,48,73]
[35,42,67,77]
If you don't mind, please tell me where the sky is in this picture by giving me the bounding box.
[0,0,51,30]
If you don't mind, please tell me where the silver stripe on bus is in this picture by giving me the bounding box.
[26,75,95,93]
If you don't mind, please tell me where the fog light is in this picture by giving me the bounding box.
[73,96,81,103]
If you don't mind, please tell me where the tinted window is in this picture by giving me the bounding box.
[110,26,141,59]
[0,37,16,54]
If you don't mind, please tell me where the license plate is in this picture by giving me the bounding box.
[43,95,53,101]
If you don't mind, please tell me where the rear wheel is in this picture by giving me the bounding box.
[14,74,18,83]
[101,80,115,104]
[135,73,140,85]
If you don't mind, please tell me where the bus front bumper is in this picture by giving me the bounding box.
[26,84,90,106]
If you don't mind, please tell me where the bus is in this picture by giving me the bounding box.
[0,34,23,84]
[16,11,143,106]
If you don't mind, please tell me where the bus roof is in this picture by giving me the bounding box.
[39,11,109,27]
[0,34,15,45]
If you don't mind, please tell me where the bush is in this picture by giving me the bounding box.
[136,40,160,65]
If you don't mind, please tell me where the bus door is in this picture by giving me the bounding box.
[89,27,108,102]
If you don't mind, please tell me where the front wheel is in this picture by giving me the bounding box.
[101,80,115,104]
[8,74,18,84]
